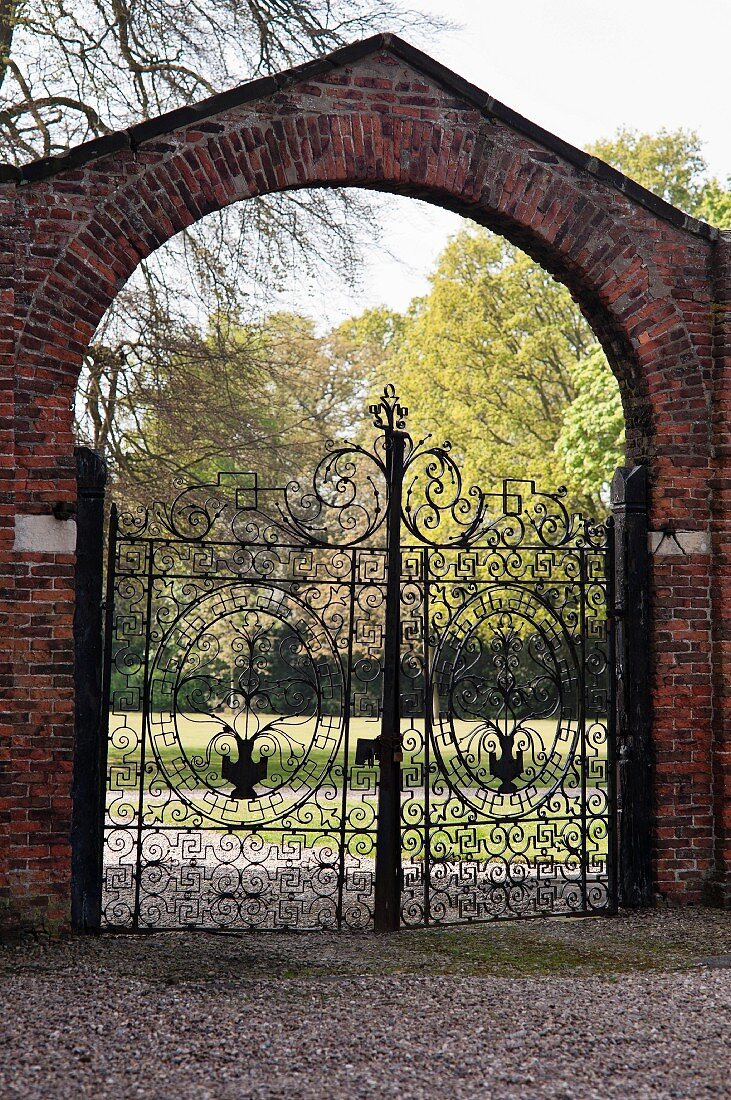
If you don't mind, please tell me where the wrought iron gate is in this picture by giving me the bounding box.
[101,386,615,931]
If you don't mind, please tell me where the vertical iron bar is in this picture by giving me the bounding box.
[606,515,619,911]
[96,501,118,927]
[579,546,587,912]
[71,447,109,931]
[374,428,406,933]
[422,548,431,927]
[336,549,358,930]
[132,538,156,930]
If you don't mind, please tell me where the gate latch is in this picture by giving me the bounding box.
[355,737,381,767]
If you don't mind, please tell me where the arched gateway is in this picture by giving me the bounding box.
[2,34,730,931]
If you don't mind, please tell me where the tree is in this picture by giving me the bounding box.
[371,228,615,514]
[1,1,442,488]
[349,129,731,513]
[323,305,405,431]
[588,128,731,228]
[74,202,379,496]
[0,1,438,161]
[554,349,625,507]
[94,308,368,505]
[697,177,731,229]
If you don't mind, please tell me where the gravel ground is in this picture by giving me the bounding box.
[1,908,729,1099]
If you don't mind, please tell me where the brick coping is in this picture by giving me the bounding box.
[0,32,718,242]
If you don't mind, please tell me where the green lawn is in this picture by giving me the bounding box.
[107,710,608,779]
[105,710,610,861]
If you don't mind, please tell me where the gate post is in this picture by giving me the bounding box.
[71,446,108,930]
[611,465,653,907]
[374,428,406,933]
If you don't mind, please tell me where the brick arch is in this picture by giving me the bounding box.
[21,111,684,467]
[4,34,728,930]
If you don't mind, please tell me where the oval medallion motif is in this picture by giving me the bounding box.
[432,585,580,817]
[147,583,345,826]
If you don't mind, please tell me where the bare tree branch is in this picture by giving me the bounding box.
[12,1,447,497]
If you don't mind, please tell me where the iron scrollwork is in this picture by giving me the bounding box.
[102,384,614,931]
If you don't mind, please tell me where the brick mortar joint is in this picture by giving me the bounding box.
[0,35,720,243]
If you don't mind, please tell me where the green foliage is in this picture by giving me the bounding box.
[554,349,625,505]
[371,227,615,514]
[63,1,443,474]
[113,310,361,503]
[588,127,731,227]
[588,127,708,213]
[320,306,404,435]
[346,129,730,513]
[99,127,728,510]
[697,177,731,229]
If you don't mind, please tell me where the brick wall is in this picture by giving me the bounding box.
[1,35,727,928]
[710,233,731,900]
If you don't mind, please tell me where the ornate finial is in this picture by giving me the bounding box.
[369,383,408,432]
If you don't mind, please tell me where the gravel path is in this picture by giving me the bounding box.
[1,908,729,1099]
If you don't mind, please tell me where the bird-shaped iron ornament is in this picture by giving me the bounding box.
[215,721,268,800]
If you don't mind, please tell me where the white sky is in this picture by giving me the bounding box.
[276,0,731,326]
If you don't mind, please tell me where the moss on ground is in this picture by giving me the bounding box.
[401,926,671,977]
[93,932,709,984]
[2,911,728,986]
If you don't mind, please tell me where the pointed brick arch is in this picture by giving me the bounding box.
[3,34,729,928]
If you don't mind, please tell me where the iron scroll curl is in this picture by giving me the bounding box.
[103,381,613,931]
[114,382,604,554]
